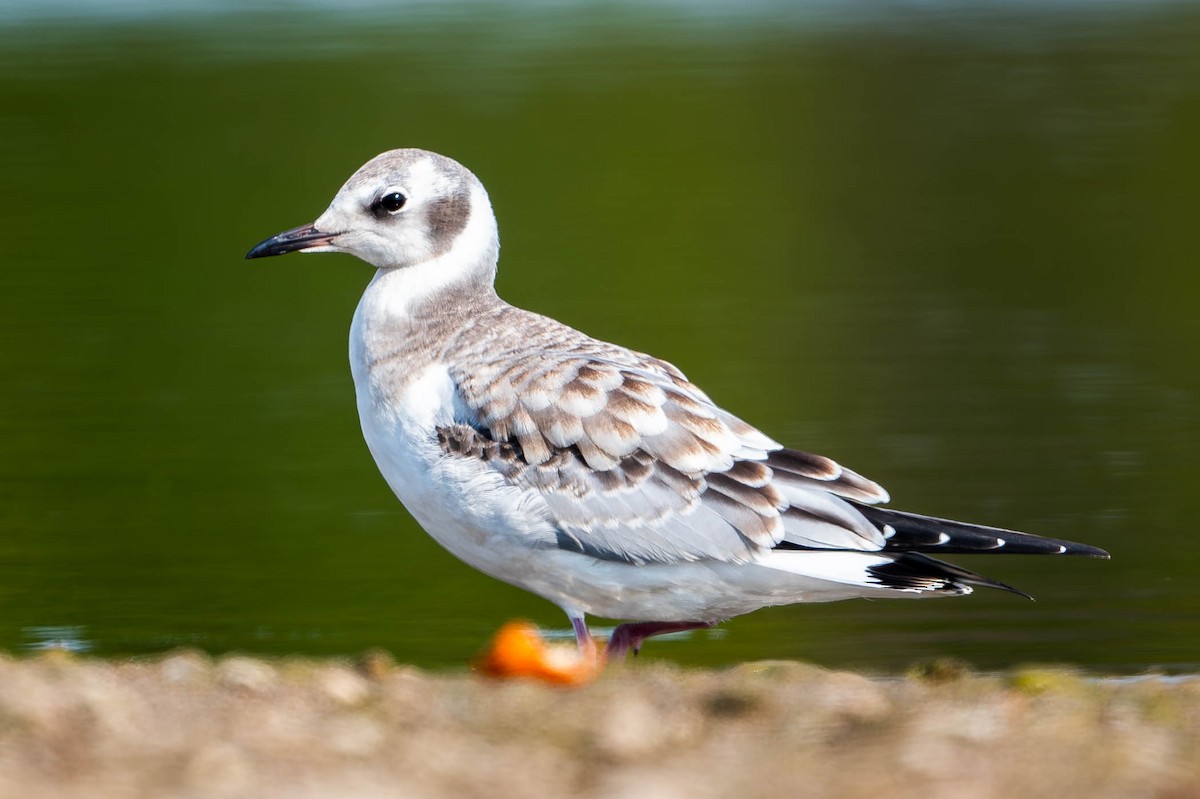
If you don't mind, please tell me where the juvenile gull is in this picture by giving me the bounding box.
[246,148,1109,661]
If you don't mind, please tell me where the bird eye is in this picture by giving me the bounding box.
[374,191,408,215]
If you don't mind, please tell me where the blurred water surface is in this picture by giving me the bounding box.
[1,1,1198,671]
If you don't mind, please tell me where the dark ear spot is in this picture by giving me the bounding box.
[426,189,472,251]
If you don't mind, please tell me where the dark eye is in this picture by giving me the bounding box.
[374,192,407,215]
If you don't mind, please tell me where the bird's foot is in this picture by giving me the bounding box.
[605,621,717,661]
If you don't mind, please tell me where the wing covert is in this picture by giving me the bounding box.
[443,329,891,564]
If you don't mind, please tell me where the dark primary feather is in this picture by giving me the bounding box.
[775,502,1109,598]
[853,504,1112,558]
[866,553,1033,599]
[778,503,1108,600]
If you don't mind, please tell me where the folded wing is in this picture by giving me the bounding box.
[445,339,893,565]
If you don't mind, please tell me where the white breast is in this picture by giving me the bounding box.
[352,355,456,510]
[349,302,563,587]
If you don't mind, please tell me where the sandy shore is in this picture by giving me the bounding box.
[0,649,1196,799]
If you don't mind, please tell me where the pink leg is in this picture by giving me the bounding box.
[606,621,717,660]
[570,615,597,661]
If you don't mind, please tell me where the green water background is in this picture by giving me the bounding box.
[2,1,1197,671]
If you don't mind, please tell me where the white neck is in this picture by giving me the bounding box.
[360,183,500,322]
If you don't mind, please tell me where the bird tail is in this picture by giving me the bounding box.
[866,552,1034,598]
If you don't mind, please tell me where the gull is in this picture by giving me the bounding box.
[246,148,1109,663]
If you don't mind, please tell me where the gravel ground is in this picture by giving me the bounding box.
[0,649,1197,799]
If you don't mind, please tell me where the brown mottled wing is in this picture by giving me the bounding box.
[444,323,890,564]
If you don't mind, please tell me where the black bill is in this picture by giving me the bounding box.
[245,224,337,259]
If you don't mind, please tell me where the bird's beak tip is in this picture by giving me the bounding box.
[246,223,335,260]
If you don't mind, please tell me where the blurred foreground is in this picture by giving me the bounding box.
[0,650,1196,799]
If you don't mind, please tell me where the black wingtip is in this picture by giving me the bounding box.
[983,576,1035,601]
[868,552,1036,600]
[977,579,1035,601]
[853,503,1112,559]
[1056,541,1111,559]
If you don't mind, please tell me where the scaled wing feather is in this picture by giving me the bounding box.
[442,313,890,564]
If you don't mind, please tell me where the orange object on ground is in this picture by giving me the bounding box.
[475,621,603,686]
